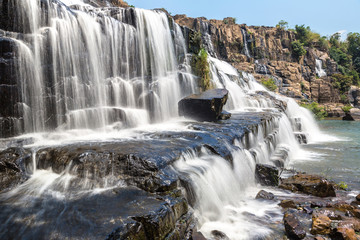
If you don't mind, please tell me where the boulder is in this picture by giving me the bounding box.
[311,214,332,235]
[356,194,360,202]
[255,190,275,200]
[283,211,306,240]
[279,174,336,197]
[279,200,297,209]
[178,89,229,121]
[343,108,360,121]
[331,227,359,240]
[255,163,279,186]
[348,86,360,108]
[211,230,230,240]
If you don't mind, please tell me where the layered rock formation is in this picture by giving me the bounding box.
[174,15,342,109]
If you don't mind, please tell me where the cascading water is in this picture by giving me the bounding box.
[315,59,327,78]
[0,1,331,239]
[241,28,251,58]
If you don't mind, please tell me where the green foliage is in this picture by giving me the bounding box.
[192,48,212,91]
[337,181,348,190]
[341,105,353,113]
[291,40,307,60]
[331,73,353,95]
[129,4,135,7]
[300,102,327,120]
[189,31,202,54]
[276,20,288,30]
[261,78,277,91]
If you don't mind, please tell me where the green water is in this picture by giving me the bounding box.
[291,120,360,190]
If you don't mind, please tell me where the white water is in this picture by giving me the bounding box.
[241,28,251,58]
[315,59,327,78]
[0,1,332,239]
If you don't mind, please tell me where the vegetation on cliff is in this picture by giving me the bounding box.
[261,77,278,92]
[192,48,212,91]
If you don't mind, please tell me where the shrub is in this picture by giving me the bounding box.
[300,102,327,120]
[276,20,288,30]
[192,48,212,91]
[331,73,353,94]
[341,105,352,113]
[261,78,277,91]
[337,181,348,190]
[291,40,307,61]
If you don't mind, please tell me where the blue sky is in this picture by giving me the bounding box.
[128,0,359,39]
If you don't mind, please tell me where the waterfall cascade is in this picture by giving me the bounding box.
[315,59,327,78]
[241,28,251,58]
[0,1,329,239]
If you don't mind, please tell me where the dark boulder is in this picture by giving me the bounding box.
[219,110,231,120]
[0,147,31,192]
[255,190,275,200]
[178,89,229,121]
[295,133,308,144]
[255,163,279,186]
[211,230,230,240]
[280,174,336,198]
[279,200,297,209]
[283,211,306,239]
[356,194,360,202]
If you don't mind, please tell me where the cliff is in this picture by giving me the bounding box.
[174,15,342,109]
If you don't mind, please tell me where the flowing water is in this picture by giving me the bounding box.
[0,1,351,239]
[315,59,327,78]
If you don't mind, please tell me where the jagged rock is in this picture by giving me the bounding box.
[311,214,332,235]
[255,164,279,186]
[191,231,207,240]
[279,174,336,197]
[343,108,360,121]
[283,211,306,240]
[349,86,360,108]
[295,133,308,144]
[303,206,313,214]
[331,227,359,240]
[255,190,275,200]
[211,230,230,240]
[178,89,229,121]
[0,147,31,192]
[219,111,231,120]
[327,108,346,118]
[279,200,297,209]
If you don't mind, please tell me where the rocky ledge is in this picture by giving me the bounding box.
[0,111,283,239]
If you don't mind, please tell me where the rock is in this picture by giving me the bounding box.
[311,214,332,235]
[356,194,360,202]
[255,163,279,186]
[331,227,359,240]
[327,107,346,118]
[295,133,308,144]
[178,89,229,121]
[283,211,306,239]
[219,111,231,120]
[348,86,360,108]
[211,230,230,240]
[191,231,207,240]
[0,147,31,192]
[279,200,297,209]
[303,206,313,214]
[255,190,275,200]
[279,174,336,197]
[343,108,360,121]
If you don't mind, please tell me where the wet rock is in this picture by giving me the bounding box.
[191,231,207,240]
[0,147,31,192]
[303,206,313,214]
[356,194,360,202]
[279,200,297,209]
[219,110,231,120]
[295,133,308,144]
[178,89,229,121]
[311,214,332,235]
[331,227,359,240]
[211,230,230,240]
[255,190,275,200]
[343,108,360,121]
[106,220,146,240]
[311,201,326,208]
[279,174,336,198]
[255,163,279,186]
[283,211,306,239]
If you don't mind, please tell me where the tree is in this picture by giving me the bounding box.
[291,40,307,60]
[331,73,353,94]
[276,20,288,30]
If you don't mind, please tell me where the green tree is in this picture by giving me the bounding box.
[331,73,353,94]
[192,48,212,91]
[276,20,288,30]
[291,40,307,60]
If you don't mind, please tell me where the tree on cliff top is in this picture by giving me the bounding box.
[276,20,288,30]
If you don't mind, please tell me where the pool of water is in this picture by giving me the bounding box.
[291,120,360,190]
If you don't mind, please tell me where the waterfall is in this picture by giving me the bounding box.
[1,0,196,137]
[241,28,251,58]
[315,59,327,78]
[0,1,330,239]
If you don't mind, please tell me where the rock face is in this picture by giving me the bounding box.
[178,89,229,121]
[280,174,336,197]
[349,86,360,108]
[255,163,279,186]
[174,15,343,111]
